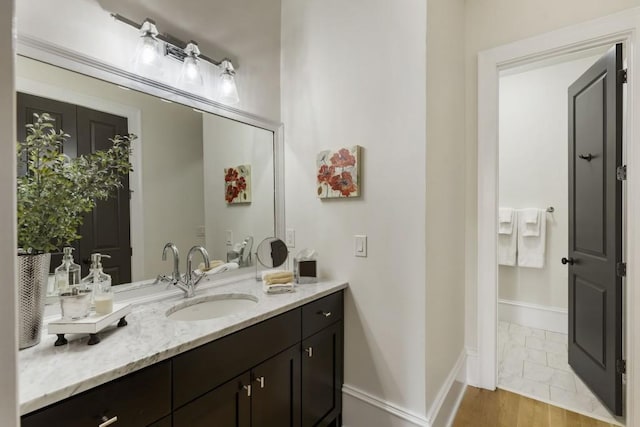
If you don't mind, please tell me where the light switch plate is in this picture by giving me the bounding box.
[286,228,296,248]
[226,230,233,246]
[354,235,367,257]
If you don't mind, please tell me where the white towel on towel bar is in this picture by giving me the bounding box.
[517,209,546,268]
[498,207,515,235]
[498,208,517,266]
[520,208,541,237]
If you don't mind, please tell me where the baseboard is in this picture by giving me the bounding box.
[465,347,479,388]
[498,299,568,334]
[342,385,429,426]
[341,350,468,427]
[426,350,467,427]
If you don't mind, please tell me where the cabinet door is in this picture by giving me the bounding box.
[252,346,301,427]
[301,322,343,427]
[173,373,251,427]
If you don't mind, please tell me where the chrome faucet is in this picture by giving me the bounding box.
[158,243,210,298]
[162,242,181,283]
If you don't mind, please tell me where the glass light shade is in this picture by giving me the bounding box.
[178,55,204,88]
[218,71,240,105]
[133,33,163,78]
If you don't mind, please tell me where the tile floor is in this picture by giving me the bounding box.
[498,321,621,425]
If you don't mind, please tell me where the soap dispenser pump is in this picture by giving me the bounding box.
[81,253,113,315]
[54,247,81,294]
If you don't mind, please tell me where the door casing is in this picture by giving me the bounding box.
[475,7,640,424]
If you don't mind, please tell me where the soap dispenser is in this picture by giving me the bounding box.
[54,247,81,294]
[81,253,113,315]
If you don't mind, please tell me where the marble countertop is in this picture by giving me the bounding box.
[19,277,348,415]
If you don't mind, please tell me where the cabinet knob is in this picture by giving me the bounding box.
[243,384,252,397]
[319,311,332,318]
[305,347,313,358]
[255,376,265,388]
[99,416,118,427]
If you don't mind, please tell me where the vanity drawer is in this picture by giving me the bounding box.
[173,308,301,408]
[302,291,343,338]
[22,361,171,427]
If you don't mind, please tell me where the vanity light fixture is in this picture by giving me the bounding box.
[218,60,240,105]
[111,13,240,104]
[132,19,163,77]
[178,42,204,88]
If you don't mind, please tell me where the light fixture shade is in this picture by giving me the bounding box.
[218,60,240,105]
[132,20,163,78]
[178,42,204,90]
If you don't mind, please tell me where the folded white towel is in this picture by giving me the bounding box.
[498,208,515,235]
[520,208,541,237]
[517,211,546,268]
[262,280,295,294]
[195,262,239,276]
[498,226,517,266]
[261,269,285,281]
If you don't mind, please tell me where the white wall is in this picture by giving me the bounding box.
[464,0,640,352]
[202,114,274,262]
[425,0,467,418]
[15,0,281,121]
[281,0,427,424]
[498,54,600,309]
[0,0,19,425]
[15,56,205,281]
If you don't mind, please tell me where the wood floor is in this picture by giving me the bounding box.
[452,387,618,427]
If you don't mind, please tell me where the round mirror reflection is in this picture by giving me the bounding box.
[256,237,288,268]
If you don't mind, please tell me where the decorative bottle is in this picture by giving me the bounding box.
[54,247,81,295]
[81,253,113,315]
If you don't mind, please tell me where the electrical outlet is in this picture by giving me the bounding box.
[286,228,296,247]
[226,230,233,246]
[196,226,206,237]
[354,235,367,257]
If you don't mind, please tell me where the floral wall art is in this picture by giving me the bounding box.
[316,146,361,199]
[224,164,252,204]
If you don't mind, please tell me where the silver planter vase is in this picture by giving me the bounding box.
[18,253,51,349]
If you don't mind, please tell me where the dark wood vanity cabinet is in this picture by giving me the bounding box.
[21,290,344,427]
[21,361,172,427]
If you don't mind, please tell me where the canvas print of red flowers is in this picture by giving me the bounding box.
[224,164,252,204]
[316,146,361,198]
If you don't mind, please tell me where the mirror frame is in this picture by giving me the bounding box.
[16,34,285,282]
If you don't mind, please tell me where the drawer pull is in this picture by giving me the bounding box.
[243,384,252,397]
[255,376,265,388]
[305,346,313,357]
[99,415,118,427]
[319,311,332,318]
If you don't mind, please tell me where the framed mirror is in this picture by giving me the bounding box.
[16,36,284,287]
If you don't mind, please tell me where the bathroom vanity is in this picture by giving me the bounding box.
[19,279,346,427]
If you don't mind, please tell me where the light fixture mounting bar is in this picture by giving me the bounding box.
[110,13,224,67]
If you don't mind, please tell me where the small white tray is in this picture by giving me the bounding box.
[47,303,132,346]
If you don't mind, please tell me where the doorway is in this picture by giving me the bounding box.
[475,9,640,427]
[496,47,620,423]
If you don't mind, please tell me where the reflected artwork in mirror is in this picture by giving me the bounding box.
[16,55,278,288]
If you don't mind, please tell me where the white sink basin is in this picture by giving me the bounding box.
[166,293,258,321]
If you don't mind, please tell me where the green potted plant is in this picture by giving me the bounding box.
[17,113,134,349]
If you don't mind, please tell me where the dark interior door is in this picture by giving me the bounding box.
[17,93,132,283]
[76,107,131,284]
[567,43,624,416]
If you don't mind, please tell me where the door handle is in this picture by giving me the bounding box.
[305,347,313,358]
[561,257,575,265]
[578,153,594,161]
[255,376,265,388]
[243,384,252,397]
